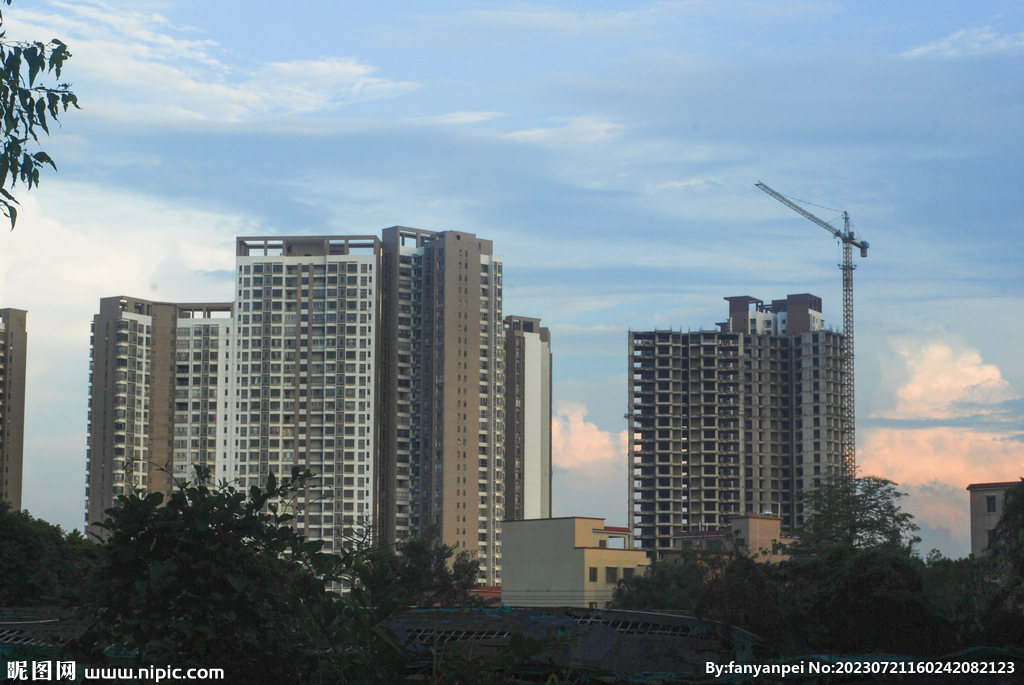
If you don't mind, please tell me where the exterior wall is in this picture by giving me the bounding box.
[232,237,380,551]
[87,297,193,536]
[170,310,232,493]
[0,308,27,510]
[629,294,842,555]
[502,517,649,608]
[380,227,507,585]
[735,515,791,560]
[673,515,790,560]
[504,316,553,521]
[967,481,1018,557]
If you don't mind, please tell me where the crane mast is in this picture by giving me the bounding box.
[755,182,868,479]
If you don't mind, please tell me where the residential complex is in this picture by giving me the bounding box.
[501,517,649,608]
[85,230,551,581]
[0,308,27,510]
[966,480,1020,557]
[628,294,845,555]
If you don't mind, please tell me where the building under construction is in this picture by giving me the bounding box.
[628,294,845,554]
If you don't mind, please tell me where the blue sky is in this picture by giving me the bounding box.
[1,0,1022,557]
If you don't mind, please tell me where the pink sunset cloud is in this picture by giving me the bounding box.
[552,402,628,469]
[551,402,629,524]
[862,341,1024,555]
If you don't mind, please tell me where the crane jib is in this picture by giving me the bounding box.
[754,181,867,481]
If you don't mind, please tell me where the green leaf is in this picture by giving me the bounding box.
[226,573,248,591]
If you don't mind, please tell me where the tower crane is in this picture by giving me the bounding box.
[755,182,868,479]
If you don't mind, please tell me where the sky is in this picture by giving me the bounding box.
[1,0,1022,558]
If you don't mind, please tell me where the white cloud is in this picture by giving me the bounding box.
[552,401,628,469]
[903,27,1024,58]
[5,2,416,123]
[447,1,837,34]
[873,341,1019,420]
[654,178,713,191]
[419,111,506,125]
[505,116,623,145]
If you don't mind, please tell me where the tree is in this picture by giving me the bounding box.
[979,478,1024,645]
[76,467,407,684]
[0,500,91,606]
[793,474,920,555]
[779,545,955,655]
[390,526,482,608]
[0,0,79,228]
[613,554,713,614]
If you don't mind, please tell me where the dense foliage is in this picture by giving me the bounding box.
[987,478,1024,613]
[615,477,1024,657]
[0,0,79,228]
[0,500,90,606]
[6,473,1022,676]
[64,467,494,683]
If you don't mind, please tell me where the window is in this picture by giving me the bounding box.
[598,539,607,548]
[588,567,598,583]
[986,495,997,513]
[605,567,618,584]
[622,568,635,580]
[987,529,996,547]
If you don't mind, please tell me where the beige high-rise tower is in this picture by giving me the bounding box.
[379,227,507,584]
[0,308,27,511]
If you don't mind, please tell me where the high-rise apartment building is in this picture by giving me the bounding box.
[87,237,382,551]
[0,308,27,510]
[87,230,549,584]
[628,294,844,554]
[231,236,381,549]
[379,227,507,584]
[86,297,231,534]
[504,316,552,521]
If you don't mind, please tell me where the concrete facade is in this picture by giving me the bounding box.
[0,308,26,510]
[967,480,1019,557]
[86,297,231,536]
[378,227,507,585]
[231,237,381,550]
[502,517,650,608]
[504,316,552,521]
[629,294,845,555]
[669,514,791,562]
[87,236,382,550]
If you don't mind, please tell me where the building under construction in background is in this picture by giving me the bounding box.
[628,294,844,555]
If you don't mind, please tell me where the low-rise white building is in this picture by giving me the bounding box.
[501,517,649,609]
